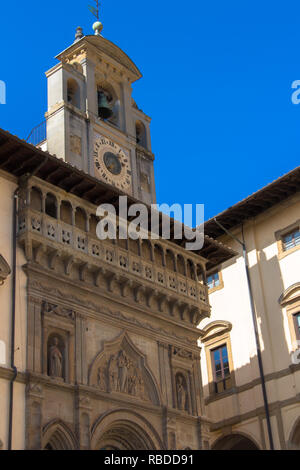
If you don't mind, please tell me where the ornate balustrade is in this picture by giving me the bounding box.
[17,177,210,327]
[18,207,208,305]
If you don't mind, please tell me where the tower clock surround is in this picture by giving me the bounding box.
[93,135,132,192]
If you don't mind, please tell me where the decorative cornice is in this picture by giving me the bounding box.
[29,278,196,346]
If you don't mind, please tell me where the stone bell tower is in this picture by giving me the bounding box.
[45,22,156,204]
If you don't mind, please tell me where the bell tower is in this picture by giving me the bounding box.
[45,21,156,204]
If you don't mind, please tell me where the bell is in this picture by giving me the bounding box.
[98,91,113,119]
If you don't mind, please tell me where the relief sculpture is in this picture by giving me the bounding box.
[89,333,160,406]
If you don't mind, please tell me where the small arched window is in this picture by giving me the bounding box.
[60,201,73,225]
[75,207,87,232]
[97,83,119,127]
[67,78,80,109]
[30,187,43,212]
[141,240,152,261]
[187,260,195,280]
[45,194,57,219]
[154,244,164,267]
[177,255,186,276]
[166,250,176,271]
[136,121,147,148]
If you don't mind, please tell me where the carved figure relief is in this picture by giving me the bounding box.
[97,349,148,400]
[97,367,107,392]
[89,333,160,405]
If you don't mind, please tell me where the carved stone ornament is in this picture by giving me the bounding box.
[89,332,161,405]
[173,347,194,360]
[42,301,75,320]
[0,254,11,286]
[26,382,43,397]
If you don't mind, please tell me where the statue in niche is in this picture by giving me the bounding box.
[97,367,106,391]
[176,374,187,411]
[49,337,63,379]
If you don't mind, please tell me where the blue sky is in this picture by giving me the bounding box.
[1,1,300,221]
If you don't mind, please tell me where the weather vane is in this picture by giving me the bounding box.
[89,0,103,35]
[88,0,100,21]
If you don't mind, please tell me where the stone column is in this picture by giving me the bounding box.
[25,382,44,450]
[75,392,92,450]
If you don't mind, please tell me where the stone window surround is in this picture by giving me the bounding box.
[280,283,300,352]
[207,269,224,295]
[201,321,235,397]
[275,219,300,260]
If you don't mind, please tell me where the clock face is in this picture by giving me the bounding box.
[93,137,131,191]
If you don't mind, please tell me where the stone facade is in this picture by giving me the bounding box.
[16,176,211,450]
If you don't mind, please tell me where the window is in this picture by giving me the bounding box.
[211,344,231,393]
[207,272,220,289]
[280,283,300,351]
[293,313,300,340]
[202,321,234,398]
[282,230,300,251]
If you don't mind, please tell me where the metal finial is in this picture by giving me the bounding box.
[88,0,103,36]
[74,26,84,42]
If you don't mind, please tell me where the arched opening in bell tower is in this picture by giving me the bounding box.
[67,78,81,109]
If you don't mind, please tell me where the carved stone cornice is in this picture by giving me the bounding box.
[28,277,200,346]
[41,300,75,321]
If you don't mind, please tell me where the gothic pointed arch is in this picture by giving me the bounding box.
[288,415,300,449]
[42,419,78,450]
[91,409,164,450]
[88,332,162,406]
[212,432,260,450]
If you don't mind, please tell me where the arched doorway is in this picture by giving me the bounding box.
[289,417,300,449]
[91,410,164,450]
[97,423,154,450]
[212,433,260,450]
[42,419,78,450]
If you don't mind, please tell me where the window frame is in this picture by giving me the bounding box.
[206,270,224,294]
[280,283,300,352]
[276,220,300,259]
[201,322,235,397]
[293,313,300,341]
[282,230,300,252]
[211,344,230,382]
